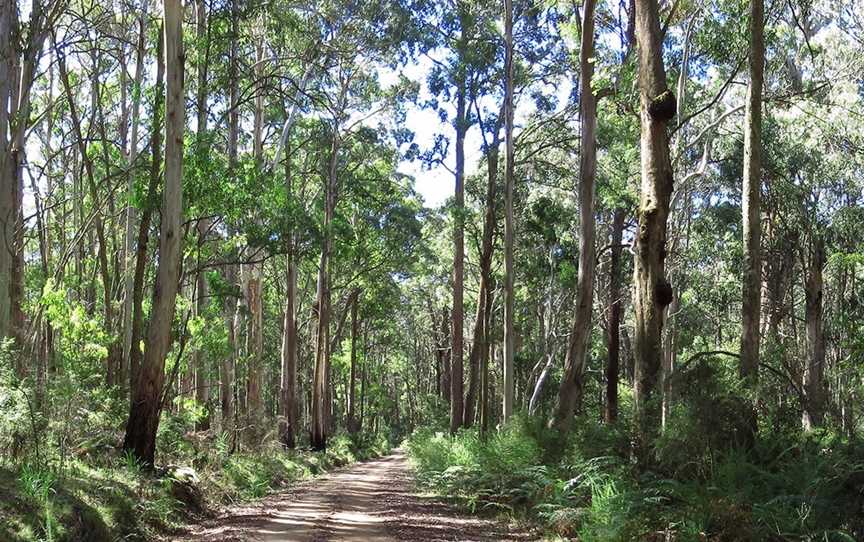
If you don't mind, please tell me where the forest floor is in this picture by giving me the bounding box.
[176,449,539,542]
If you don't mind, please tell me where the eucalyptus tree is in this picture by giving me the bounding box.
[632,0,675,456]
[739,0,765,384]
[549,0,600,432]
[410,0,502,432]
[192,0,212,430]
[304,0,414,449]
[121,2,150,395]
[501,0,516,423]
[268,6,321,450]
[329,156,424,433]
[0,0,67,368]
[123,0,185,466]
[456,0,560,428]
[0,0,10,342]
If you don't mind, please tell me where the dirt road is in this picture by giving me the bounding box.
[179,450,537,542]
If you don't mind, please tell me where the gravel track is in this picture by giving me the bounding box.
[177,450,538,542]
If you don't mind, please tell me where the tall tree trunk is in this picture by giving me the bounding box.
[194,0,208,135]
[480,304,492,435]
[6,6,52,372]
[244,261,264,433]
[192,0,211,431]
[222,264,237,430]
[0,0,11,341]
[450,80,467,433]
[244,37,266,439]
[740,0,765,382]
[121,9,148,395]
[465,285,493,427]
[464,131,500,427]
[632,0,675,459]
[550,0,599,432]
[347,290,361,433]
[605,208,625,424]
[275,69,310,447]
[661,294,678,429]
[434,334,441,397]
[440,305,451,404]
[6,4,54,371]
[279,187,299,448]
[194,220,211,430]
[359,328,368,431]
[311,131,339,450]
[221,0,239,435]
[502,0,516,423]
[802,236,825,430]
[130,32,165,392]
[123,3,184,466]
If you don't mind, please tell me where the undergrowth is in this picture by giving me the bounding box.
[406,415,864,541]
[0,421,391,542]
[0,326,392,541]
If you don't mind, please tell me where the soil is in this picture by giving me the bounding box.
[176,450,539,541]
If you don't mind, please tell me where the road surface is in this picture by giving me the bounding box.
[179,450,538,541]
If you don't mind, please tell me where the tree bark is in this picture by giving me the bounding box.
[550,0,599,432]
[632,0,675,459]
[311,130,340,450]
[221,0,240,435]
[244,37,266,439]
[480,301,493,435]
[194,220,211,431]
[276,64,313,446]
[502,0,517,423]
[439,305,451,404]
[129,30,165,393]
[802,236,825,431]
[279,191,299,448]
[5,16,30,366]
[464,121,501,427]
[740,0,765,382]
[121,9,149,395]
[191,0,211,431]
[4,0,56,369]
[0,0,12,340]
[605,208,625,424]
[450,75,467,434]
[221,264,237,430]
[123,3,184,466]
[347,290,361,433]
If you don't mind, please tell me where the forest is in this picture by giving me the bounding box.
[1,0,864,539]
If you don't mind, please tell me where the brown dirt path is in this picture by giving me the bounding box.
[176,450,539,541]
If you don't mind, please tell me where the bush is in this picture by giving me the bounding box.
[406,415,864,541]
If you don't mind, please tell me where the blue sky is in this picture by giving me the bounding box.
[386,56,486,209]
[388,54,573,209]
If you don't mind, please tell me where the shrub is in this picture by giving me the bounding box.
[406,414,864,541]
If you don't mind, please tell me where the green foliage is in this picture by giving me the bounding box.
[40,280,110,375]
[0,426,392,541]
[407,413,864,541]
